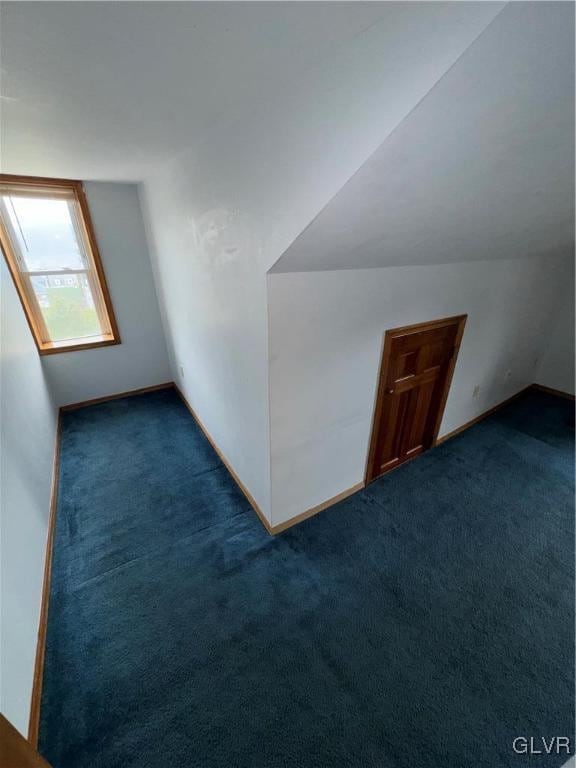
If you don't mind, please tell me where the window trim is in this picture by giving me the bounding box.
[0,174,121,355]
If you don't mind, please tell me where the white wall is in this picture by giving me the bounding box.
[0,258,57,735]
[535,264,575,395]
[0,181,171,731]
[136,5,502,525]
[268,255,571,526]
[42,182,171,407]
[139,173,272,518]
[3,2,502,524]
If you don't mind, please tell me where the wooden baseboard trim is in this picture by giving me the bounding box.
[174,385,364,535]
[61,382,174,411]
[530,383,575,401]
[28,376,571,743]
[435,386,532,445]
[28,411,62,748]
[270,482,365,535]
[272,380,572,532]
[435,381,574,446]
[28,381,174,744]
[173,385,273,535]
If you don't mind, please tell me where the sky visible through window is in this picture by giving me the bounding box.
[6,196,85,271]
[4,195,100,340]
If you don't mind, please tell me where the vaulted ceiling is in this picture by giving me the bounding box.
[2,2,570,274]
[1,2,390,179]
[272,2,574,271]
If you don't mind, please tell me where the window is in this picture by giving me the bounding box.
[0,175,120,354]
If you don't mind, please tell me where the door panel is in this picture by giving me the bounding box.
[403,377,436,456]
[367,315,466,483]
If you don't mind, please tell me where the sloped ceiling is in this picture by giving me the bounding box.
[0,2,389,179]
[271,2,574,273]
[1,1,503,269]
[2,4,570,275]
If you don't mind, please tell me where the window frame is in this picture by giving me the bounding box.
[0,174,120,355]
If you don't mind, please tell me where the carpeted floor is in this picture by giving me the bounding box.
[39,387,574,768]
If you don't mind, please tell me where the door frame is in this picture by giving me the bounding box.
[365,314,467,485]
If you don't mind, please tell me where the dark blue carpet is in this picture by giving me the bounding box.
[39,388,574,768]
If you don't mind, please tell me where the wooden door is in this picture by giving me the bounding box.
[365,315,466,483]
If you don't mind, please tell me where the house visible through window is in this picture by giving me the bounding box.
[0,176,119,353]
